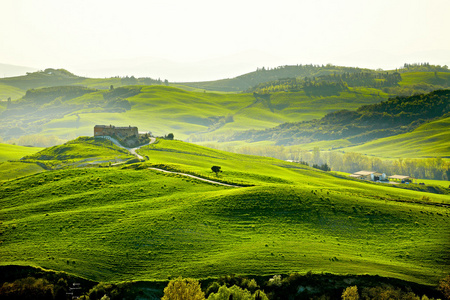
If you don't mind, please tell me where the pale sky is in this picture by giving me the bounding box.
[1,0,449,81]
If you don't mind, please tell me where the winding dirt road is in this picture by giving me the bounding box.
[98,136,243,187]
[97,136,156,159]
[148,167,242,187]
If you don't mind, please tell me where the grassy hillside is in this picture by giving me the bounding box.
[399,72,450,87]
[1,138,449,285]
[0,69,166,106]
[0,162,45,181]
[0,143,43,162]
[227,89,450,147]
[343,116,450,159]
[178,64,377,92]
[2,65,450,152]
[1,85,389,143]
[179,64,450,93]
[20,136,133,168]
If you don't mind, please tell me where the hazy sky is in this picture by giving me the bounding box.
[1,0,449,81]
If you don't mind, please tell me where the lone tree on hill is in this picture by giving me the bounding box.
[166,133,174,140]
[211,166,222,176]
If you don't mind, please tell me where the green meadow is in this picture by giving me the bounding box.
[0,143,44,162]
[399,71,450,87]
[344,116,450,159]
[1,138,448,286]
[2,84,389,143]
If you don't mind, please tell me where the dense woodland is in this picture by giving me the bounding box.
[228,89,450,146]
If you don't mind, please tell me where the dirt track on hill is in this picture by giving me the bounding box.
[148,167,244,187]
[97,136,156,159]
[100,136,245,187]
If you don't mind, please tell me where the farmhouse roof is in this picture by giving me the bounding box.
[94,124,137,129]
[352,170,383,176]
[349,174,364,178]
[388,175,415,180]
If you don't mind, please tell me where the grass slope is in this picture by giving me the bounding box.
[1,139,449,285]
[0,162,45,181]
[20,137,133,168]
[2,68,450,148]
[3,85,388,142]
[0,143,44,162]
[399,72,450,87]
[344,116,450,158]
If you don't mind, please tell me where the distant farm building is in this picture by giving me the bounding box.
[388,175,416,184]
[94,125,138,139]
[349,170,386,181]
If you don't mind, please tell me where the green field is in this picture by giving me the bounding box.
[0,143,44,162]
[343,116,450,159]
[399,72,450,87]
[0,161,45,181]
[2,67,450,150]
[1,138,448,285]
[1,84,390,143]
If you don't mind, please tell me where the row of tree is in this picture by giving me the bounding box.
[2,273,449,300]
[120,76,169,86]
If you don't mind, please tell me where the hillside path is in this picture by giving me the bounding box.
[97,136,156,159]
[100,136,243,187]
[148,167,242,188]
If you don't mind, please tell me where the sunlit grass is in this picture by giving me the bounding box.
[2,138,447,284]
[0,143,44,162]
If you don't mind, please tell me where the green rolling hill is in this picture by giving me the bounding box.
[0,143,43,162]
[343,116,450,159]
[1,65,449,148]
[1,137,449,285]
[226,89,450,150]
[0,84,388,143]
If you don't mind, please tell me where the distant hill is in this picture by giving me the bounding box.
[343,115,450,159]
[178,64,374,92]
[1,64,450,148]
[178,63,450,92]
[0,68,163,100]
[0,84,389,143]
[227,89,450,146]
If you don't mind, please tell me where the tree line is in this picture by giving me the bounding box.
[3,273,448,299]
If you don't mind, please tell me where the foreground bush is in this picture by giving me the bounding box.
[0,277,54,300]
[162,277,205,300]
[207,284,268,300]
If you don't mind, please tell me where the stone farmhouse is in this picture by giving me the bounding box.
[94,125,138,139]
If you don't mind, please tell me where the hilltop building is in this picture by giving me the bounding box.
[349,170,386,181]
[94,125,138,139]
